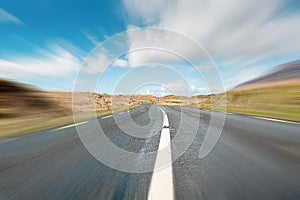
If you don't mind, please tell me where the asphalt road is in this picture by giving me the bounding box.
[1,105,300,200]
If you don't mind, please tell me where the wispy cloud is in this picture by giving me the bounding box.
[0,8,24,25]
[83,47,110,74]
[81,29,101,46]
[0,44,81,78]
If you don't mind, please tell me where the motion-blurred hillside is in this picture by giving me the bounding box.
[0,80,156,137]
[224,60,300,121]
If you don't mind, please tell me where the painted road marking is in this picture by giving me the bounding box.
[0,137,18,144]
[220,111,298,125]
[253,116,299,125]
[52,121,89,131]
[148,108,174,200]
[101,115,112,119]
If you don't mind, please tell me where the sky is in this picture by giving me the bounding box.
[0,0,300,96]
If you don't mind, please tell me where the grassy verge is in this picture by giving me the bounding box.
[224,108,300,122]
[222,83,300,122]
[0,105,140,139]
[160,82,300,122]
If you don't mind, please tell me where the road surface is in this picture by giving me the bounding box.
[1,105,300,200]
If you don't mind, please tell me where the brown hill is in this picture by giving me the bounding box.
[0,79,71,119]
[236,59,300,90]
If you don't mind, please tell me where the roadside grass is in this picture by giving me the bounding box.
[222,83,300,122]
[0,105,139,139]
[0,116,76,138]
[160,82,300,122]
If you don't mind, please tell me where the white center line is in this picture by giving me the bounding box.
[253,116,299,125]
[52,121,89,131]
[148,108,174,200]
[101,115,112,119]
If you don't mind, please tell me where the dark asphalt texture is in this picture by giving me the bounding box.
[1,105,300,200]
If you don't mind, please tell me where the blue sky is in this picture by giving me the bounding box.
[1,0,300,96]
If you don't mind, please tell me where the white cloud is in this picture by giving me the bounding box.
[113,59,129,67]
[191,85,208,94]
[143,80,208,96]
[126,26,208,66]
[123,0,170,24]
[0,45,80,78]
[145,88,168,97]
[163,80,192,95]
[0,8,24,25]
[123,0,300,86]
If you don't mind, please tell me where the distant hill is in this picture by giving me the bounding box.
[0,79,71,119]
[222,60,300,121]
[0,79,36,93]
[236,60,300,89]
